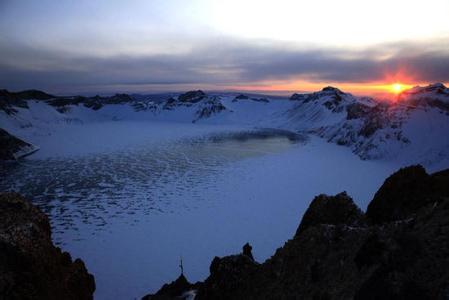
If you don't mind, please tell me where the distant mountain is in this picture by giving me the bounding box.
[1,85,448,166]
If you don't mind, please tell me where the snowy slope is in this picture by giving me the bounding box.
[314,84,449,168]
[1,85,449,169]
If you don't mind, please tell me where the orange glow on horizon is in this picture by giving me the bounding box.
[389,83,412,94]
[225,80,438,99]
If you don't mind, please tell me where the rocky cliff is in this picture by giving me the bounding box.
[0,128,39,161]
[0,193,95,300]
[146,165,449,299]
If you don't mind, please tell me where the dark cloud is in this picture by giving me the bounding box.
[1,38,449,93]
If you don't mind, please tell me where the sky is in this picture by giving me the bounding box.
[1,0,449,96]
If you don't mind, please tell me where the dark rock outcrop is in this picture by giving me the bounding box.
[366,165,449,224]
[0,89,29,114]
[151,165,449,300]
[0,128,38,160]
[193,97,228,122]
[178,90,207,103]
[142,273,198,300]
[233,94,250,101]
[14,90,55,100]
[296,191,365,235]
[0,193,95,300]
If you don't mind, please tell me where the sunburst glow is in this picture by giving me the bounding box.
[390,83,408,94]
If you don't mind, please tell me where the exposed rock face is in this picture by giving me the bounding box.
[366,165,449,224]
[151,165,449,300]
[178,90,207,103]
[0,89,29,115]
[193,97,228,122]
[296,191,365,235]
[0,128,39,160]
[0,193,95,300]
[232,94,269,103]
[233,94,250,101]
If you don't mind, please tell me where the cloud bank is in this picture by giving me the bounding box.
[1,38,449,94]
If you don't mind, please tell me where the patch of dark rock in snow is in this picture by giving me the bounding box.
[193,97,228,122]
[178,90,207,103]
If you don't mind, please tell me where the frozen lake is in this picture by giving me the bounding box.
[0,121,399,299]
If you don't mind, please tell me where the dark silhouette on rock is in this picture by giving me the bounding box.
[149,164,449,300]
[242,243,254,261]
[0,193,95,300]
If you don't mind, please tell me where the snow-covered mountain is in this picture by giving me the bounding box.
[1,84,448,167]
[314,84,449,165]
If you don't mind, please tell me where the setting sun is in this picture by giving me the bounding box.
[391,83,407,94]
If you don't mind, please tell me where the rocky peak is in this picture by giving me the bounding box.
[296,191,365,235]
[399,83,449,109]
[178,90,207,103]
[321,86,344,94]
[14,89,55,100]
[404,83,448,95]
[234,94,249,100]
[289,93,307,101]
[0,89,29,114]
[366,165,448,224]
[104,93,133,104]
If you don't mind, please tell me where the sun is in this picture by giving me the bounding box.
[391,83,406,94]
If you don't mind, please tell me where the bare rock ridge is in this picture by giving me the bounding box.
[146,165,449,299]
[0,193,95,300]
[0,128,39,161]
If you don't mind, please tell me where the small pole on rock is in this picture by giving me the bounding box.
[179,256,184,275]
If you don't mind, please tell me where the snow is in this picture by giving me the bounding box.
[1,89,448,299]
[1,119,398,299]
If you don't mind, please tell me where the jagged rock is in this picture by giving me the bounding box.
[0,89,29,114]
[0,193,95,300]
[193,97,228,122]
[162,97,177,110]
[0,128,39,160]
[152,165,449,300]
[233,94,249,102]
[196,254,259,299]
[142,273,198,300]
[366,165,449,224]
[296,191,365,235]
[178,90,207,103]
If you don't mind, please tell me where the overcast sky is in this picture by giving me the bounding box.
[1,0,449,95]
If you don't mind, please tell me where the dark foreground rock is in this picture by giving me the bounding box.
[0,193,95,300]
[142,273,201,300]
[0,128,39,161]
[149,165,449,299]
